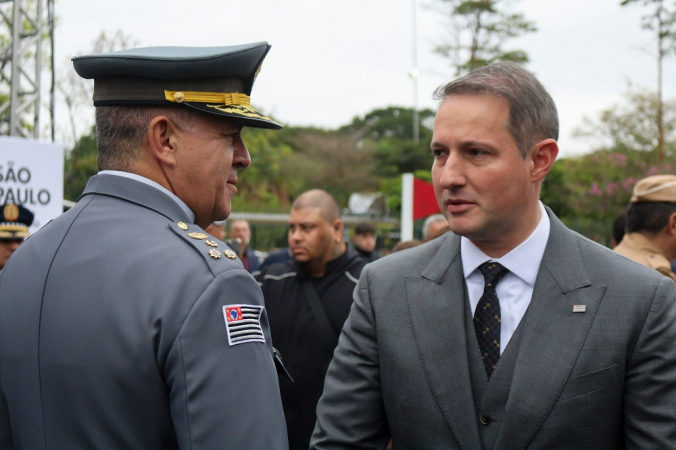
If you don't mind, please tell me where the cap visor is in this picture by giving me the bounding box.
[184,102,282,130]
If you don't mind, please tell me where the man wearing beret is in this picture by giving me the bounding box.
[0,203,33,271]
[615,174,676,282]
[0,43,288,449]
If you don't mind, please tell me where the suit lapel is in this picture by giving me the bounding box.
[406,234,481,450]
[494,211,607,450]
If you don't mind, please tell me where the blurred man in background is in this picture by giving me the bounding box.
[422,213,450,241]
[258,189,366,450]
[229,218,264,272]
[0,203,33,271]
[205,220,227,241]
[614,174,676,282]
[352,221,381,262]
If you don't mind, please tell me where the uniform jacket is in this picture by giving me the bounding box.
[312,208,676,449]
[614,231,676,282]
[0,174,288,449]
[258,248,365,450]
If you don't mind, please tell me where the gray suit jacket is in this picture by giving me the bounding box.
[0,174,288,449]
[312,209,676,449]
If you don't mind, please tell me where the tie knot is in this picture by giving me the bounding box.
[478,261,509,286]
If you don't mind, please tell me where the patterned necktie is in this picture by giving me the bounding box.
[474,261,509,379]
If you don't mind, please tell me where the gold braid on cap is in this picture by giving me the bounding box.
[164,90,251,106]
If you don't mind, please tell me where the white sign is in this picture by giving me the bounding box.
[0,137,64,233]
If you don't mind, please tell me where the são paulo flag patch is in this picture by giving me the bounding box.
[222,305,266,346]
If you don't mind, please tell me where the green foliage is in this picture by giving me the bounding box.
[557,85,676,243]
[280,127,380,207]
[341,106,436,176]
[573,84,676,163]
[621,0,676,48]
[433,0,536,74]
[64,125,98,201]
[232,127,296,212]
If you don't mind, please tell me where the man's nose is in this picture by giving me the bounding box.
[438,153,466,188]
[233,139,251,170]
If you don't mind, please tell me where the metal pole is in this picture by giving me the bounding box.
[34,0,43,139]
[49,0,54,141]
[411,0,419,143]
[401,173,414,241]
[9,0,21,136]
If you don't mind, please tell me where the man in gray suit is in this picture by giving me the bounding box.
[312,63,676,449]
[0,43,289,449]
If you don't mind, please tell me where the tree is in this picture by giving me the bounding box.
[574,84,676,156]
[57,30,139,148]
[560,85,676,242]
[433,0,536,75]
[63,125,97,201]
[340,106,436,176]
[621,0,676,167]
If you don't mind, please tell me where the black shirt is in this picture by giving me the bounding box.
[257,248,366,450]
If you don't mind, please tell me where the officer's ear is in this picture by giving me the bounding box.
[148,115,180,167]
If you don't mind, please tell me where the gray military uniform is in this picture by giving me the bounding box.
[0,173,288,449]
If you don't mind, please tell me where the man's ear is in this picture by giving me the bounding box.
[667,212,676,236]
[530,138,559,183]
[147,115,180,167]
[333,219,344,242]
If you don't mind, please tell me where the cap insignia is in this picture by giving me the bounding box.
[188,232,208,240]
[209,249,222,259]
[224,249,237,260]
[177,222,188,230]
[165,90,251,107]
[4,204,19,222]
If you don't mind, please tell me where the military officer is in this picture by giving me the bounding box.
[0,203,33,270]
[0,43,289,449]
[615,174,676,282]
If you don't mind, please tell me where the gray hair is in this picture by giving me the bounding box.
[433,62,559,158]
[95,106,198,171]
[422,214,447,240]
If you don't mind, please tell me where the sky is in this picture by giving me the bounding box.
[51,0,676,158]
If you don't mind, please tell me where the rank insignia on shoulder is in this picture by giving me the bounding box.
[222,304,266,346]
[188,232,208,240]
[224,249,237,259]
[205,240,218,247]
[209,249,222,259]
[177,221,188,230]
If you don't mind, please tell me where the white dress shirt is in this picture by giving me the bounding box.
[461,201,550,355]
[98,170,196,223]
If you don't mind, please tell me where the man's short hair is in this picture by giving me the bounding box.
[291,189,341,223]
[612,209,628,244]
[627,202,676,234]
[432,62,559,158]
[422,214,447,240]
[95,106,198,171]
[229,219,250,230]
[355,222,376,235]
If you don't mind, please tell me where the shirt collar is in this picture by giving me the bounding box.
[461,201,550,286]
[98,170,196,223]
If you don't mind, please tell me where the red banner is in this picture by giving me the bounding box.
[412,178,439,221]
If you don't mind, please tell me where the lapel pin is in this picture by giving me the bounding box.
[572,305,586,313]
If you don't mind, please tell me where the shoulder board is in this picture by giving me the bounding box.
[168,220,244,275]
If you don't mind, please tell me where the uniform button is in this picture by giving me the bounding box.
[479,414,492,425]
